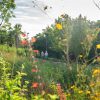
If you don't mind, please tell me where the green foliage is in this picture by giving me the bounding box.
[70,15,89,57]
[17,48,26,56]
[0,57,28,100]
[33,14,99,61]
[0,0,15,26]
[0,0,16,46]
[0,0,15,38]
[37,60,65,84]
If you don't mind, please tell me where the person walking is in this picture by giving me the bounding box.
[41,51,44,59]
[45,51,48,59]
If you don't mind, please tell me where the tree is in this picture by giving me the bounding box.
[33,14,98,64]
[13,24,22,48]
[70,15,89,58]
[0,0,15,28]
[34,14,72,62]
[0,0,16,45]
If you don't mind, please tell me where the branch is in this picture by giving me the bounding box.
[93,0,100,10]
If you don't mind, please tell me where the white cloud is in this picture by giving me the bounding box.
[11,0,100,37]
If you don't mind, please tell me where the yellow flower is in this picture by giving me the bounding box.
[96,44,100,49]
[41,90,45,95]
[94,97,100,100]
[90,83,95,87]
[91,94,100,100]
[93,69,100,75]
[56,23,62,30]
[95,92,100,96]
[66,93,71,96]
[86,90,90,94]
[78,90,83,94]
[70,85,75,89]
[79,55,83,58]
[48,94,59,99]
[90,96,95,100]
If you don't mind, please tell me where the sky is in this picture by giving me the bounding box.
[11,0,100,37]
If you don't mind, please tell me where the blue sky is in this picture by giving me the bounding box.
[11,0,100,37]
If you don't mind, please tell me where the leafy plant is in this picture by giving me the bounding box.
[0,57,29,100]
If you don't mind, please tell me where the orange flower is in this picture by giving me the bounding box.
[32,82,39,88]
[32,69,38,72]
[31,37,37,43]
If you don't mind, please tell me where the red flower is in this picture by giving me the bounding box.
[33,50,39,53]
[22,33,27,37]
[21,40,28,45]
[32,68,38,72]
[32,82,39,88]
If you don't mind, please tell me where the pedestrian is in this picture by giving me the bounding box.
[41,51,44,59]
[45,51,48,59]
